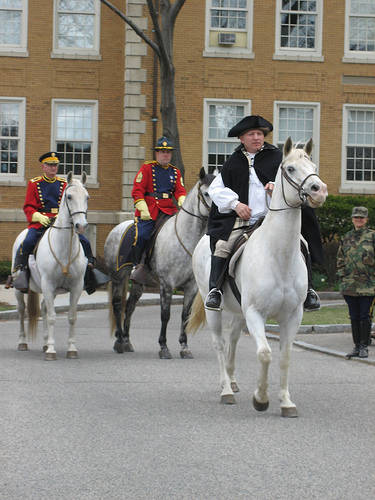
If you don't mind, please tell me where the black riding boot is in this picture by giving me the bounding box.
[346,319,361,359]
[204,256,227,311]
[13,249,29,292]
[302,245,320,311]
[129,245,157,286]
[84,257,110,295]
[359,319,370,358]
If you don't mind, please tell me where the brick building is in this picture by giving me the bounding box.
[0,0,375,261]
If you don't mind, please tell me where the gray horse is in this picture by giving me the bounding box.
[104,167,215,358]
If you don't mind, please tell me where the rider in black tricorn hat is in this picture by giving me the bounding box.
[205,114,323,312]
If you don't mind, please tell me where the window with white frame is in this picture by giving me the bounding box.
[53,0,100,58]
[273,102,320,163]
[344,0,375,61]
[203,99,250,172]
[204,0,254,58]
[274,0,323,61]
[0,98,25,181]
[0,0,28,56]
[342,106,375,190]
[52,100,98,181]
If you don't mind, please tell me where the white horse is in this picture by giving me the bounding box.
[188,138,328,416]
[104,168,215,358]
[11,172,89,360]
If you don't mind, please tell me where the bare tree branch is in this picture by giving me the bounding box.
[146,0,170,65]
[100,0,160,56]
[170,0,186,24]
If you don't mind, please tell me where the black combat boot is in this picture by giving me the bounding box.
[346,319,361,359]
[302,248,320,311]
[204,256,227,311]
[358,319,369,358]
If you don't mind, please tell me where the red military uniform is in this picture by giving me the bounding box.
[23,175,67,229]
[132,160,186,220]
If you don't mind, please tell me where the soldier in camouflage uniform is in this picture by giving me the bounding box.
[336,206,375,359]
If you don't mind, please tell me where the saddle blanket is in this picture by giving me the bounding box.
[117,223,136,271]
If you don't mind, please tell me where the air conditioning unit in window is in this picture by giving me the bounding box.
[218,33,236,45]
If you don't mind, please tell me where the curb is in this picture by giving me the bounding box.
[266,332,375,366]
[0,296,184,321]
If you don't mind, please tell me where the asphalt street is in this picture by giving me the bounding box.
[1,304,375,500]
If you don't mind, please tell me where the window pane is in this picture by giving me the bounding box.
[278,106,313,143]
[0,11,21,45]
[0,101,20,175]
[346,109,375,182]
[58,0,95,11]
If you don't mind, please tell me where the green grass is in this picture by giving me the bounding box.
[267,305,350,325]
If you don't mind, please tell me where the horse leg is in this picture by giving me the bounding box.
[278,315,301,418]
[225,316,245,393]
[179,282,195,359]
[66,289,80,359]
[159,284,173,359]
[43,291,57,361]
[245,308,272,411]
[206,309,236,404]
[41,299,48,352]
[121,281,143,352]
[16,290,28,351]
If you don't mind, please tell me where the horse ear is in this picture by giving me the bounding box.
[304,138,313,157]
[283,137,293,157]
[67,171,73,184]
[81,171,87,185]
[199,167,206,179]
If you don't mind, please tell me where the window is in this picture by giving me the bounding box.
[204,0,254,58]
[52,100,98,182]
[273,101,320,164]
[344,0,375,62]
[203,99,250,171]
[274,0,323,61]
[0,98,25,183]
[53,0,100,59]
[341,105,375,193]
[0,0,28,56]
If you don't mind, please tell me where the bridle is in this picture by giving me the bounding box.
[267,162,322,212]
[175,181,211,257]
[51,184,88,230]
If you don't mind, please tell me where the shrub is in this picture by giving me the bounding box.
[0,261,11,282]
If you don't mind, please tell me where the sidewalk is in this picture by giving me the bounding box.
[0,285,373,365]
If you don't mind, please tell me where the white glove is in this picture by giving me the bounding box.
[31,212,51,227]
[135,200,151,221]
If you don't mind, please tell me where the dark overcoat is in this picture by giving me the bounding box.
[207,143,324,265]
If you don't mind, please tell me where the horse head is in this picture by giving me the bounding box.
[279,137,328,209]
[62,171,89,234]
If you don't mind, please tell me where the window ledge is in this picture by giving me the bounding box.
[273,52,324,62]
[51,52,102,60]
[339,184,375,194]
[203,49,254,59]
[0,49,29,58]
[0,178,27,187]
[342,55,375,64]
[86,181,99,189]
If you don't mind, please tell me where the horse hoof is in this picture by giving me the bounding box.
[180,349,193,359]
[66,351,78,359]
[113,341,125,354]
[124,341,134,352]
[253,396,269,412]
[17,343,28,351]
[45,352,57,361]
[281,406,298,418]
[231,382,240,393]
[159,347,172,359]
[220,394,236,405]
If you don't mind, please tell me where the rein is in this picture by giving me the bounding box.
[267,163,322,212]
[175,182,210,257]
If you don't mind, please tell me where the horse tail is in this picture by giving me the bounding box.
[108,278,129,337]
[27,291,40,340]
[186,291,206,334]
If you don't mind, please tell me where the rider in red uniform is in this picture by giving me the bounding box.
[13,152,98,293]
[130,136,187,284]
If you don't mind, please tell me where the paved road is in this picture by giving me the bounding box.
[1,305,375,499]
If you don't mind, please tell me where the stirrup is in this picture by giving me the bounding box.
[304,288,320,311]
[204,288,223,311]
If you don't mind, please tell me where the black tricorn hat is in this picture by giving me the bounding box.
[39,151,60,164]
[228,115,273,137]
[154,136,174,150]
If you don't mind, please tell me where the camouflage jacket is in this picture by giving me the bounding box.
[336,226,375,296]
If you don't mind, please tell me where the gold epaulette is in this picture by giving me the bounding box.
[57,176,67,182]
[144,160,157,165]
[31,176,42,183]
[168,163,176,169]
